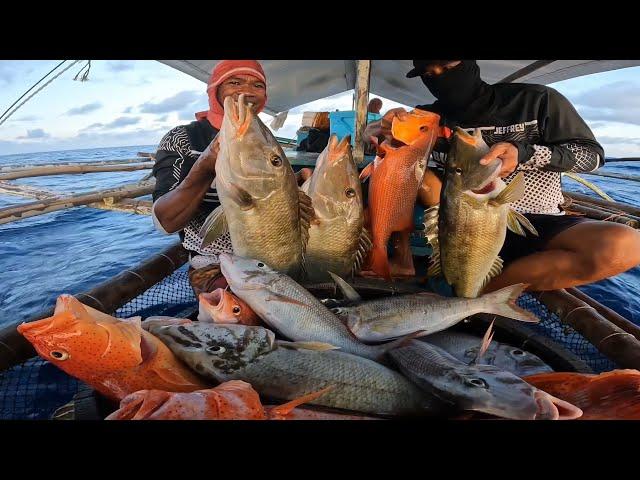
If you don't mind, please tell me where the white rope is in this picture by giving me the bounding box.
[0,60,83,127]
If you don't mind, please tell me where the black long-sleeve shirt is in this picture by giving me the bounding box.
[419,84,605,214]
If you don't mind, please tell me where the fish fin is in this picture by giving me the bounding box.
[368,244,392,281]
[479,283,539,323]
[376,330,428,354]
[298,189,315,255]
[422,205,440,251]
[277,341,340,351]
[506,209,527,237]
[199,205,229,248]
[270,386,336,416]
[264,292,310,308]
[328,271,362,302]
[351,228,373,276]
[227,182,254,210]
[426,250,442,278]
[480,256,504,291]
[490,171,525,205]
[471,319,495,365]
[359,163,373,182]
[508,209,539,237]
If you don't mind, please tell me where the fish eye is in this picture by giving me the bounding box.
[270,155,283,167]
[206,345,226,355]
[50,350,69,361]
[345,187,356,198]
[232,306,241,315]
[257,262,265,268]
[466,377,487,388]
[511,349,525,356]
[455,167,463,174]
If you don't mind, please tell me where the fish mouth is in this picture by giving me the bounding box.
[470,161,502,195]
[533,390,583,420]
[200,290,225,311]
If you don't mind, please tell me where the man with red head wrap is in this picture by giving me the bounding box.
[151,60,268,295]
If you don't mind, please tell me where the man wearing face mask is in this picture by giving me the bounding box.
[151,60,269,295]
[364,60,640,293]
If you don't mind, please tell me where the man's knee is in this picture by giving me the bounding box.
[582,226,640,278]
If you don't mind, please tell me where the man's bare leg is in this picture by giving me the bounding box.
[389,231,416,277]
[483,221,640,293]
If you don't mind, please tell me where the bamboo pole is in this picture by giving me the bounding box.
[88,197,152,215]
[352,60,371,167]
[1,158,155,171]
[566,287,640,342]
[136,152,156,160]
[563,190,640,217]
[0,181,155,225]
[0,241,189,371]
[0,181,57,200]
[0,162,154,181]
[565,198,640,223]
[534,289,640,369]
[563,202,639,228]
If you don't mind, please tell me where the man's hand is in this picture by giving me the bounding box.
[479,142,518,178]
[197,136,220,175]
[363,107,408,144]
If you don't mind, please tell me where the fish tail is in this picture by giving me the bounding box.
[480,283,539,323]
[368,244,392,281]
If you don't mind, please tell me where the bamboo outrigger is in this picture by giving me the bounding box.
[1,59,640,420]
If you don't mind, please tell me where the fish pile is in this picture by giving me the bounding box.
[15,100,632,421]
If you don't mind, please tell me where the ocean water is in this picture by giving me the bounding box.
[0,145,639,327]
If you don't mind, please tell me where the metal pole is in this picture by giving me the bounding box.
[353,60,371,166]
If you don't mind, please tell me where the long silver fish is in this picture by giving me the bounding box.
[301,134,371,282]
[421,330,554,377]
[389,329,582,420]
[199,94,313,279]
[219,253,410,362]
[331,283,538,343]
[425,128,538,298]
[149,322,445,417]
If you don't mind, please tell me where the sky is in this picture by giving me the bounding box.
[1,60,640,157]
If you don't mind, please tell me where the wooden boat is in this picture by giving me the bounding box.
[1,60,639,419]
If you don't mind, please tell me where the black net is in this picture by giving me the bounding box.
[0,264,620,419]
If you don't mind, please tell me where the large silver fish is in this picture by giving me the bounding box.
[200,94,313,279]
[219,253,410,362]
[421,330,554,377]
[301,135,371,282]
[389,329,582,420]
[425,128,538,298]
[148,322,445,417]
[331,283,537,343]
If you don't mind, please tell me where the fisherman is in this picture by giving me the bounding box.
[364,60,640,293]
[151,60,271,295]
[367,98,383,114]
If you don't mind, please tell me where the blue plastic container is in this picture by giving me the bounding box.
[329,111,382,146]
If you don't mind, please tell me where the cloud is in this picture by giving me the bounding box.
[0,64,14,84]
[597,136,640,146]
[104,117,141,128]
[106,61,135,72]
[139,90,204,114]
[17,128,49,139]
[13,115,40,121]
[66,102,103,116]
[566,81,640,127]
[123,106,133,114]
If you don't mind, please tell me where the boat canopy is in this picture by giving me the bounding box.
[159,60,640,115]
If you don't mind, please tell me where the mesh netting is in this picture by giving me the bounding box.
[0,263,620,419]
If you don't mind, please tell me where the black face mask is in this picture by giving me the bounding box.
[421,61,485,111]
